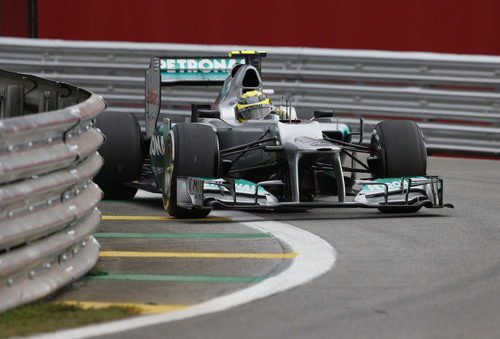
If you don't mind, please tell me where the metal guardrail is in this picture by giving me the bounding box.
[0,37,498,156]
[0,68,106,312]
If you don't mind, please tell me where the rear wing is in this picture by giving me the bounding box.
[145,51,266,137]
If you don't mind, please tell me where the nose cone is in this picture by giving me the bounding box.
[277,121,341,153]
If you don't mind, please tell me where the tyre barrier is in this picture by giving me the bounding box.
[0,69,106,312]
[0,37,499,157]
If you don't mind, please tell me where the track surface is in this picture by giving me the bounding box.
[60,157,499,338]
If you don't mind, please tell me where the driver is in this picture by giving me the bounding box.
[235,90,289,122]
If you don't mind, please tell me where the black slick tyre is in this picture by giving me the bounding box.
[6,85,23,117]
[94,111,142,199]
[163,123,219,218]
[370,120,427,213]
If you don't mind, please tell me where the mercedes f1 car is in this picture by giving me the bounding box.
[95,51,453,218]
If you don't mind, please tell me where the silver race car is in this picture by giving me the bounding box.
[95,51,453,218]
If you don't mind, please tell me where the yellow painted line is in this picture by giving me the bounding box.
[61,301,190,314]
[99,251,298,259]
[101,215,230,221]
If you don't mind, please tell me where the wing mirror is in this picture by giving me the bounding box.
[313,110,334,118]
[191,104,220,121]
[197,109,220,119]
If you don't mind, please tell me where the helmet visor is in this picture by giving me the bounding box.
[237,104,272,120]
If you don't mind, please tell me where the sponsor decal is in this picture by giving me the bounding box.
[160,58,243,73]
[146,89,158,105]
[294,136,331,147]
[360,177,427,194]
[160,58,244,82]
[150,134,165,156]
[201,178,268,195]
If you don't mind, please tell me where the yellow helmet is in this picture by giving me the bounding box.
[235,90,271,122]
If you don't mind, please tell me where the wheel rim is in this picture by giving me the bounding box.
[369,129,384,178]
[370,129,381,153]
[163,132,174,200]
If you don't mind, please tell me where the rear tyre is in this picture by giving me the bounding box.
[94,111,142,199]
[6,85,23,117]
[369,120,427,213]
[163,123,219,218]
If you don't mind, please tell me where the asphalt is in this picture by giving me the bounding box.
[57,156,499,339]
[54,195,293,307]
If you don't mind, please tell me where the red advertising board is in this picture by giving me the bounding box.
[34,0,500,55]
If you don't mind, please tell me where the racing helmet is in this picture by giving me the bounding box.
[235,90,272,122]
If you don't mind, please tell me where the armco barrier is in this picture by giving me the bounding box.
[0,37,499,156]
[0,68,106,312]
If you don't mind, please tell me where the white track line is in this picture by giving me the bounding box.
[32,210,336,339]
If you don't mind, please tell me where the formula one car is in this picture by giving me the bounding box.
[95,51,453,218]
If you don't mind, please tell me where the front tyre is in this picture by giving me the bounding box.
[162,123,219,218]
[369,120,427,213]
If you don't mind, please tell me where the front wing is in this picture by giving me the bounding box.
[176,176,454,211]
